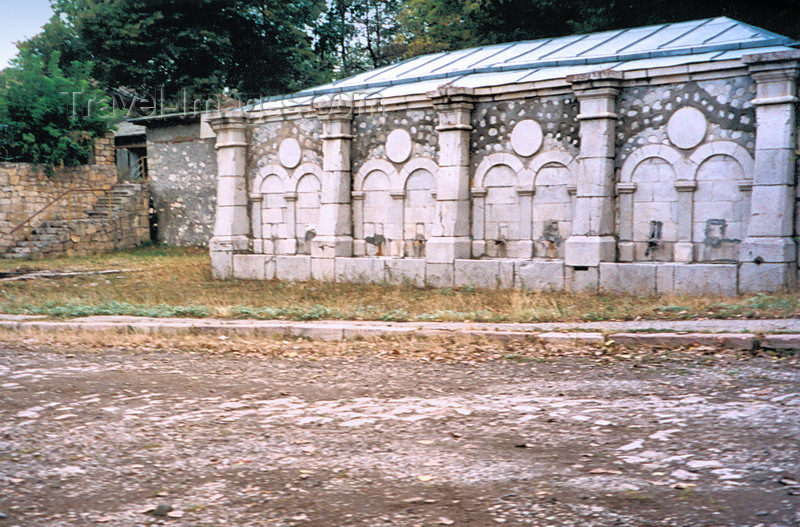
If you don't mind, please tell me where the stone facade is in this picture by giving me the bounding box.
[202,29,799,295]
[146,120,217,246]
[0,136,150,259]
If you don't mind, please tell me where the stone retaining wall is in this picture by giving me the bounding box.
[0,136,150,259]
[0,137,117,252]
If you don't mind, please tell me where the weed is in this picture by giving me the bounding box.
[1,246,799,323]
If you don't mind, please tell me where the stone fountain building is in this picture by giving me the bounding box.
[205,17,800,295]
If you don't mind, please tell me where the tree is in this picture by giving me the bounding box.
[51,0,328,99]
[317,0,405,78]
[0,49,112,171]
[397,0,800,58]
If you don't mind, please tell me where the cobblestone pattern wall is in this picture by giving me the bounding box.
[147,123,217,246]
[616,78,756,165]
[471,95,580,172]
[352,109,438,176]
[249,118,323,175]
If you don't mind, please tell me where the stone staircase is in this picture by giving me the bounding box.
[3,182,147,259]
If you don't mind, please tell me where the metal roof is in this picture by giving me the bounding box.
[251,17,797,111]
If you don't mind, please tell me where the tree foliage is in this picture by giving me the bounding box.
[317,0,405,78]
[0,49,111,171]
[50,0,328,97]
[397,0,800,57]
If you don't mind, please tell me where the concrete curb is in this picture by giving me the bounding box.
[1,315,800,351]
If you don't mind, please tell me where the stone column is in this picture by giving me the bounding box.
[209,114,249,279]
[674,180,697,262]
[739,51,800,291]
[312,100,354,280]
[389,190,406,257]
[427,88,474,286]
[516,187,535,259]
[565,72,623,268]
[250,194,263,254]
[615,182,637,262]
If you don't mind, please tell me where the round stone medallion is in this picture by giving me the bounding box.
[386,129,412,164]
[667,107,707,150]
[278,138,302,169]
[510,120,543,157]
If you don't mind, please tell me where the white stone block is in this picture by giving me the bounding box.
[753,148,795,185]
[233,254,267,280]
[453,259,514,289]
[754,104,795,150]
[217,147,247,176]
[311,257,335,281]
[425,263,454,288]
[353,239,366,256]
[739,262,796,292]
[565,236,616,267]
[578,122,615,155]
[278,138,302,168]
[510,120,543,157]
[599,263,657,295]
[217,175,248,206]
[472,240,486,258]
[276,255,311,282]
[656,264,675,293]
[320,172,351,203]
[435,166,471,200]
[211,251,233,280]
[566,266,599,292]
[513,240,534,259]
[746,184,794,236]
[386,129,412,163]
[425,237,471,263]
[740,237,796,263]
[385,259,426,287]
[514,260,565,291]
[674,242,694,263]
[673,264,737,296]
[311,236,353,258]
[437,131,470,167]
[618,241,634,262]
[667,107,707,149]
[214,205,250,237]
[335,257,386,284]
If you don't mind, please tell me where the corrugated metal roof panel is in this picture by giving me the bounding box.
[273,17,797,105]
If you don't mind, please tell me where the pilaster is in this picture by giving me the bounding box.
[565,71,623,268]
[426,88,474,285]
[740,51,800,290]
[208,113,249,279]
[312,99,355,279]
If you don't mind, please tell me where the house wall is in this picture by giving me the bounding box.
[204,50,800,295]
[146,122,217,246]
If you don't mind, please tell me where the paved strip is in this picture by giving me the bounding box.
[1,314,800,350]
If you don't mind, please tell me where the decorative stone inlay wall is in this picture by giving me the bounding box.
[471,96,580,171]
[352,110,438,177]
[616,79,756,165]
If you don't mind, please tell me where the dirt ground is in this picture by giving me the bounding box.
[0,338,799,527]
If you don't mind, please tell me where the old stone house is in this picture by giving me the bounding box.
[159,17,800,295]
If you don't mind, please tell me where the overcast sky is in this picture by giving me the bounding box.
[0,0,54,69]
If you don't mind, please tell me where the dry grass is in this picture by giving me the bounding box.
[1,245,799,322]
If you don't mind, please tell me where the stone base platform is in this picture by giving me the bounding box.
[227,255,795,295]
